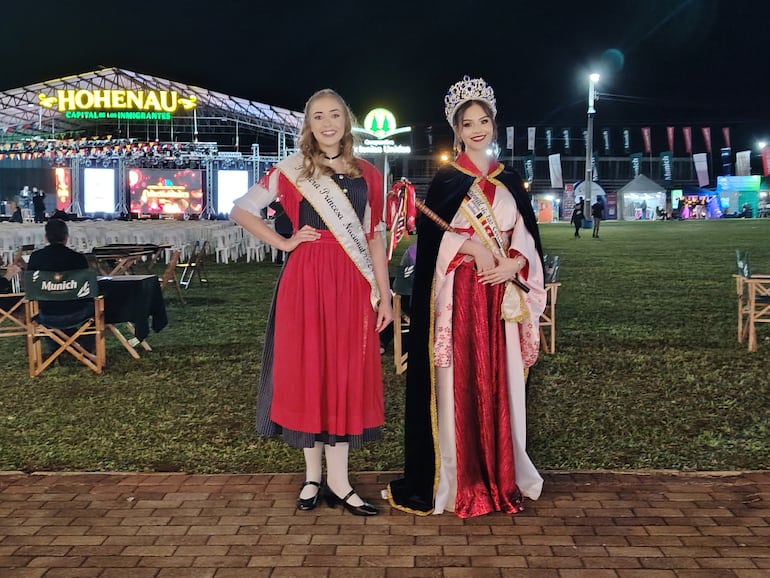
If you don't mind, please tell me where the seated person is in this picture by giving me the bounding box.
[50,209,69,221]
[27,219,93,337]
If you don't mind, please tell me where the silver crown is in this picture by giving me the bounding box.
[444,75,497,126]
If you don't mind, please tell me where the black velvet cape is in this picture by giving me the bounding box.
[387,161,543,514]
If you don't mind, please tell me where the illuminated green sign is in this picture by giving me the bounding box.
[354,108,411,154]
[357,108,411,139]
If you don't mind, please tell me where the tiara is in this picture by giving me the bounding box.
[444,75,497,126]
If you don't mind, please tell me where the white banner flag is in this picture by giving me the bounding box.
[506,126,514,151]
[693,152,710,187]
[549,153,563,188]
[735,150,751,176]
[528,127,536,151]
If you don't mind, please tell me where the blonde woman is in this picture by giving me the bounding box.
[231,89,392,516]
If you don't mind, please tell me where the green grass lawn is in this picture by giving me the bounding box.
[1,218,769,474]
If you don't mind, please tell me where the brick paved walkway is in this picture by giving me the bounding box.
[1,470,769,577]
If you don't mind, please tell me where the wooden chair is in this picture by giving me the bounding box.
[392,262,414,375]
[734,250,770,352]
[177,240,209,289]
[0,293,26,339]
[158,248,185,304]
[24,269,106,377]
[393,294,409,375]
[540,255,561,354]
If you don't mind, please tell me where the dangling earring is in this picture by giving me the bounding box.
[453,135,463,158]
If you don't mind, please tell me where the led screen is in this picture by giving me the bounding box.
[216,170,249,214]
[0,166,67,212]
[54,167,72,210]
[83,168,116,214]
[128,168,203,215]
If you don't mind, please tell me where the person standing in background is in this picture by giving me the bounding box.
[591,198,604,238]
[571,197,584,238]
[33,188,47,223]
[18,185,31,210]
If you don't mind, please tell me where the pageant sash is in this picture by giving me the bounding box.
[460,183,528,323]
[277,154,380,309]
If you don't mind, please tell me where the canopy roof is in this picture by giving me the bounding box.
[616,174,666,195]
[0,67,303,146]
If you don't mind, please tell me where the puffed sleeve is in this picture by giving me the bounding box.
[359,159,384,239]
[233,168,281,216]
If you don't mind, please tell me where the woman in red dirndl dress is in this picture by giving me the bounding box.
[231,89,393,516]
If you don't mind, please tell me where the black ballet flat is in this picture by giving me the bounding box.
[325,487,378,516]
[296,480,323,511]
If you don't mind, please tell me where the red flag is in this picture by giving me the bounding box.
[666,126,675,152]
[386,179,416,260]
[701,127,712,154]
[641,127,651,154]
[722,127,731,149]
[762,147,770,177]
[683,127,692,154]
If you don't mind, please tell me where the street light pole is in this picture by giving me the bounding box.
[584,73,600,229]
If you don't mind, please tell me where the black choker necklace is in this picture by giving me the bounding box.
[323,151,342,161]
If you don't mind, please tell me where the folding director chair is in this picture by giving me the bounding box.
[734,250,770,352]
[177,240,209,289]
[540,255,561,354]
[24,269,106,377]
[0,292,26,339]
[392,250,416,375]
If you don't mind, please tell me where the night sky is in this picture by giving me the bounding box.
[3,0,769,151]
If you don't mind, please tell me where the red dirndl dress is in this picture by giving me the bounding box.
[258,171,384,448]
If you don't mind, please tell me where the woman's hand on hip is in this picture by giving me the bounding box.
[283,225,321,251]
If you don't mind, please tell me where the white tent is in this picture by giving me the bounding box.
[617,174,666,195]
[616,175,667,220]
[574,180,608,206]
